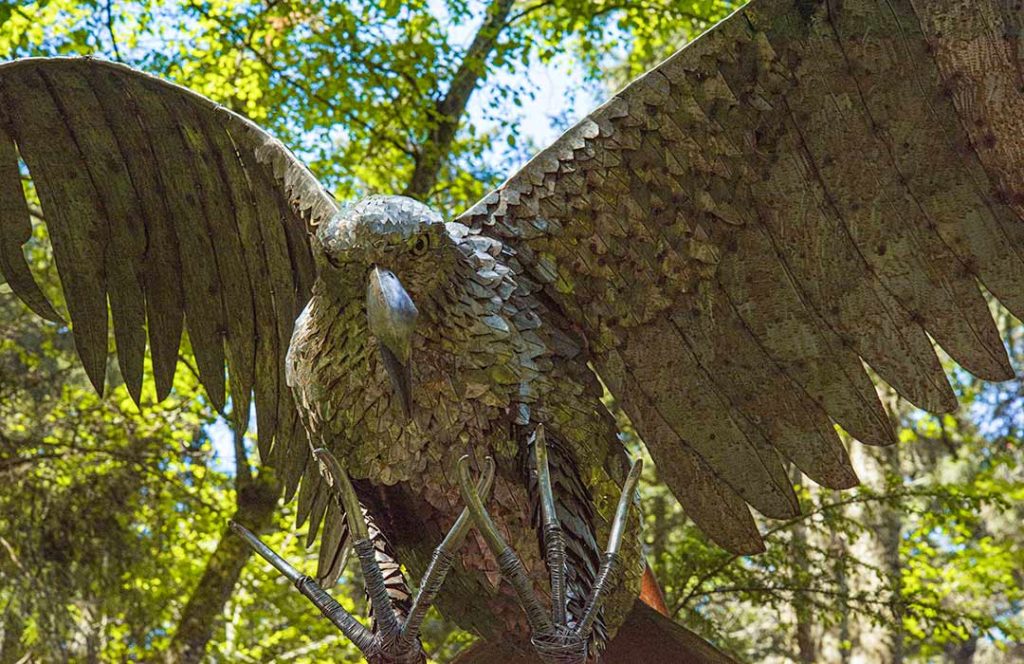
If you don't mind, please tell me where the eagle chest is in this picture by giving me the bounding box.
[286,287,540,488]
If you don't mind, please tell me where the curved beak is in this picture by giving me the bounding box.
[366,266,418,418]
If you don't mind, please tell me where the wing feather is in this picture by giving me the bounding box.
[202,115,268,428]
[125,72,232,409]
[317,501,344,580]
[615,320,799,520]
[0,105,60,322]
[317,499,351,586]
[0,58,337,500]
[85,66,185,401]
[751,2,1010,382]
[677,285,857,491]
[44,66,150,403]
[2,68,111,391]
[916,2,1024,315]
[461,0,1024,551]
[276,396,310,505]
[755,97,957,414]
[237,143,289,460]
[296,457,323,533]
[305,471,332,549]
[718,224,894,447]
[601,345,764,554]
[174,96,258,428]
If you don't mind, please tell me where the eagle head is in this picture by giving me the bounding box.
[314,195,454,418]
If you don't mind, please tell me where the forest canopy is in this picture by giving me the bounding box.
[0,1,1022,662]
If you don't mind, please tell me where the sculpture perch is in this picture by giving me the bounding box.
[2,0,1023,661]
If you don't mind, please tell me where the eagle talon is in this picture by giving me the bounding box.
[457,443,643,664]
[233,451,495,664]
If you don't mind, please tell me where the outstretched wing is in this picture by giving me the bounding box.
[0,58,337,497]
[460,0,1024,553]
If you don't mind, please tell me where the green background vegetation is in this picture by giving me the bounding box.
[0,1,1021,661]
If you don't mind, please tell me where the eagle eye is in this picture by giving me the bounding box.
[410,234,430,257]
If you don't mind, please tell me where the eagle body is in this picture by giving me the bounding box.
[285,198,642,645]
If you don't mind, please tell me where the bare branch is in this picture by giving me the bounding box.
[104,0,123,62]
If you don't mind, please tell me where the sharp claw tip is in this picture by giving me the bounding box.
[623,458,643,490]
[457,456,496,498]
[456,456,472,483]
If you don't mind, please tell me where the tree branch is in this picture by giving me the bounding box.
[402,0,516,200]
[671,487,968,618]
[104,0,123,62]
[183,2,415,159]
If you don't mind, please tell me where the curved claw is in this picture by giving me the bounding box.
[456,455,509,557]
[606,458,643,557]
[230,521,377,652]
[398,457,496,651]
[457,454,555,634]
[534,426,558,527]
[313,447,369,541]
[576,457,643,638]
[441,456,496,552]
[235,454,501,664]
[533,426,568,625]
[313,448,401,637]
[230,521,302,585]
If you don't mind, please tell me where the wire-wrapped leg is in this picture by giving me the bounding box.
[457,441,644,664]
[458,455,555,635]
[230,522,376,653]
[534,426,568,626]
[314,448,402,643]
[575,458,637,638]
[240,448,495,663]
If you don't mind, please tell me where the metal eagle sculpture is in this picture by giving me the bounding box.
[2,0,1022,661]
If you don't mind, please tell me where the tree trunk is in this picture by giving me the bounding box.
[945,636,978,664]
[831,496,852,664]
[790,468,816,663]
[879,443,905,664]
[848,433,904,664]
[165,473,279,663]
